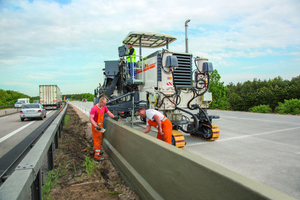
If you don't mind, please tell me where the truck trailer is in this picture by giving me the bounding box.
[17,98,30,104]
[39,85,62,109]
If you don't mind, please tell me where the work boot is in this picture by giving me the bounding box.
[94,157,105,162]
[93,152,104,156]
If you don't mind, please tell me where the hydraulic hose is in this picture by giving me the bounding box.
[148,93,157,105]
[193,104,213,129]
[175,107,199,134]
[187,72,210,110]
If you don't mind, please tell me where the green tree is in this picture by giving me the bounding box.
[208,69,228,110]
[228,92,243,110]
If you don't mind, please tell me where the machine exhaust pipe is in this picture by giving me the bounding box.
[185,19,191,53]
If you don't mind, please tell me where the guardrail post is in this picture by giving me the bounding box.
[59,120,63,138]
[58,124,61,138]
[47,142,54,170]
[31,170,42,200]
[54,130,59,149]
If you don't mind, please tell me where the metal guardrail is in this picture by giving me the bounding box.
[0,105,13,108]
[0,103,68,200]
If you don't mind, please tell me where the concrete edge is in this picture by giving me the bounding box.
[104,118,296,200]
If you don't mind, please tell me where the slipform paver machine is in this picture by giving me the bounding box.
[94,31,220,148]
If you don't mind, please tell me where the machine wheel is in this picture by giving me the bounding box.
[21,118,24,121]
[40,116,43,120]
[190,124,220,141]
[202,126,213,139]
[44,113,47,118]
[172,130,185,149]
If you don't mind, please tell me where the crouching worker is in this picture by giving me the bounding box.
[137,107,172,144]
[89,97,116,162]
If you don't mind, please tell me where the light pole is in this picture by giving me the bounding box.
[185,19,191,53]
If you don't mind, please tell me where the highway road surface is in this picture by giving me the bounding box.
[0,110,55,157]
[70,101,300,199]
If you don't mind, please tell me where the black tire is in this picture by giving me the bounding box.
[202,126,213,139]
[40,116,43,120]
[44,113,47,118]
[21,118,24,121]
[172,135,176,146]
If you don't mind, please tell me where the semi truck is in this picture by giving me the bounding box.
[39,85,62,109]
[17,98,30,104]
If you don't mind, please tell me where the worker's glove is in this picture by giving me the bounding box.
[95,126,106,133]
[158,128,164,136]
[113,116,119,121]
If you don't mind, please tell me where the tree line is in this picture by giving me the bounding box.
[1,72,299,114]
[0,90,33,106]
[0,90,94,106]
[208,70,300,115]
[63,93,94,102]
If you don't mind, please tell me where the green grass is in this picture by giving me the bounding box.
[109,190,121,195]
[42,162,70,200]
[64,114,70,125]
[73,163,77,178]
[83,154,98,177]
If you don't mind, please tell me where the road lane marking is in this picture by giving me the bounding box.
[221,116,300,125]
[185,126,300,147]
[0,121,36,143]
[218,126,300,142]
[0,116,9,119]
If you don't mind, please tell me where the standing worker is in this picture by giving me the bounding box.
[89,97,116,161]
[127,43,136,80]
[137,107,173,144]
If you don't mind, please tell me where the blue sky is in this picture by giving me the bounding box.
[0,0,299,96]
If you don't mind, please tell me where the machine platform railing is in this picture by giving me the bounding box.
[127,55,144,84]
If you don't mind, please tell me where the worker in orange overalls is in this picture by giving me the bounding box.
[137,107,172,144]
[89,97,116,162]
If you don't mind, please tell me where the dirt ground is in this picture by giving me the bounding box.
[48,105,140,200]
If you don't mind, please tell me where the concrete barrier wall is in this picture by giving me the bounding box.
[103,119,295,200]
[0,108,19,116]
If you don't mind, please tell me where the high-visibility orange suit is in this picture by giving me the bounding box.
[91,106,105,159]
[146,109,172,144]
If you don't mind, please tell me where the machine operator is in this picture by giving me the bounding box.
[137,107,173,144]
[127,43,136,80]
[89,97,116,162]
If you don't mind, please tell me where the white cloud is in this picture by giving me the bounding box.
[0,0,299,96]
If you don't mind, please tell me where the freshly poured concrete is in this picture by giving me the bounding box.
[103,118,295,200]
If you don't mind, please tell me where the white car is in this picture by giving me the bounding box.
[14,102,24,108]
[20,103,47,121]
